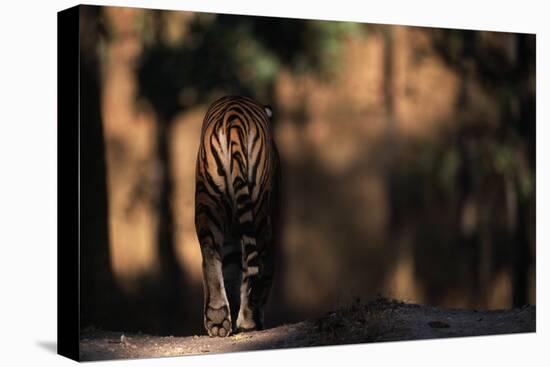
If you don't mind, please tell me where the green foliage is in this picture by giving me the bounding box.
[299,20,365,76]
[519,172,534,199]
[490,142,515,178]
[131,10,368,113]
[232,26,281,93]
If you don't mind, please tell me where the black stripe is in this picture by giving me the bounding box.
[227,113,241,124]
[195,181,208,194]
[196,204,224,232]
[237,204,254,217]
[236,193,251,205]
[203,170,223,196]
[196,230,221,254]
[250,141,266,183]
[234,179,247,192]
[240,221,256,237]
[244,243,256,255]
[222,251,243,268]
[208,134,226,178]
[251,127,260,158]
[239,102,267,128]
[230,148,246,175]
[247,256,259,268]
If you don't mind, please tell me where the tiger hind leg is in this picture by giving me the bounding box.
[236,247,274,332]
[235,212,274,332]
[197,224,232,337]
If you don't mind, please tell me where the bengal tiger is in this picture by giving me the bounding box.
[194,96,280,337]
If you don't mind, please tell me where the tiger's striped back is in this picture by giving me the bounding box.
[195,96,280,336]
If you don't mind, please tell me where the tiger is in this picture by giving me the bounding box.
[194,96,281,337]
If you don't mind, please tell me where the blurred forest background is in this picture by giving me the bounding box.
[79,5,536,336]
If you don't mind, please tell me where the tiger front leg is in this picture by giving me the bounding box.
[199,241,232,337]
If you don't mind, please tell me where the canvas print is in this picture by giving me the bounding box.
[57,4,535,362]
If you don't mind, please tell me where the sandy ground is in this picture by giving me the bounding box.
[79,299,535,361]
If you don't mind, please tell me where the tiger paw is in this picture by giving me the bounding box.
[236,306,263,333]
[205,305,232,337]
[235,315,261,333]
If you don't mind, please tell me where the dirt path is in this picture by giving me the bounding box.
[80,300,535,361]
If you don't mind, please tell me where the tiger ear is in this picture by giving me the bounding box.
[264,105,273,119]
